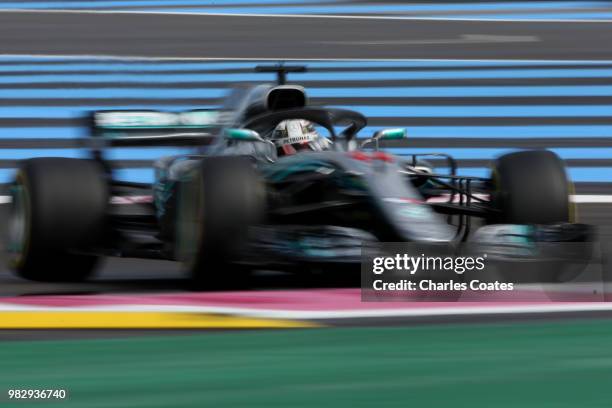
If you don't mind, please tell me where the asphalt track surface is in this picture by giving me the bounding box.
[0,6,611,331]
[0,11,611,60]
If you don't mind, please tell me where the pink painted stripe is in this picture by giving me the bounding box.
[0,288,602,310]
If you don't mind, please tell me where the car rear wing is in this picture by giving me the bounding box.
[89,109,231,146]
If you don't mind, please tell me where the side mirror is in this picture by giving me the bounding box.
[224,128,264,142]
[361,128,407,150]
[373,128,407,141]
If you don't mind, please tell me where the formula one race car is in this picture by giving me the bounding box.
[5,65,592,288]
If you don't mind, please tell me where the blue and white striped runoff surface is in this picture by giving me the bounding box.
[0,56,610,192]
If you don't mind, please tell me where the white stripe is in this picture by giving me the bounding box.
[570,195,612,204]
[0,302,612,319]
[0,195,155,205]
[0,194,611,204]
[0,9,611,23]
[428,194,612,204]
[426,194,489,203]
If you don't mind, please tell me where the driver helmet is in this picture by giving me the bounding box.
[271,119,331,156]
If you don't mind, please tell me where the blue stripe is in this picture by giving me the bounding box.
[0,147,609,161]
[137,3,605,14]
[0,169,14,183]
[0,106,212,119]
[96,167,612,184]
[340,105,612,118]
[3,68,612,84]
[0,147,192,161]
[0,167,149,184]
[112,168,154,183]
[392,125,612,139]
[447,12,612,20]
[0,88,227,99]
[104,147,194,160]
[3,104,612,119]
[568,167,612,182]
[311,86,612,98]
[6,85,612,99]
[352,125,612,139]
[0,63,263,72]
[0,166,609,184]
[303,68,612,80]
[3,125,612,140]
[0,73,272,84]
[0,166,610,184]
[436,167,612,182]
[386,147,612,160]
[0,149,83,160]
[0,127,87,139]
[2,167,170,184]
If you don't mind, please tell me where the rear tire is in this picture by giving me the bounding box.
[174,157,265,290]
[6,158,109,282]
[490,150,573,224]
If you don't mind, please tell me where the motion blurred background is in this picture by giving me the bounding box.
[1,1,612,407]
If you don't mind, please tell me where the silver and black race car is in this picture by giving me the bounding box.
[5,65,592,289]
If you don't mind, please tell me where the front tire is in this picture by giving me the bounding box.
[490,150,573,224]
[6,158,109,282]
[174,157,265,290]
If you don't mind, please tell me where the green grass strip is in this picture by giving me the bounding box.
[1,319,612,407]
